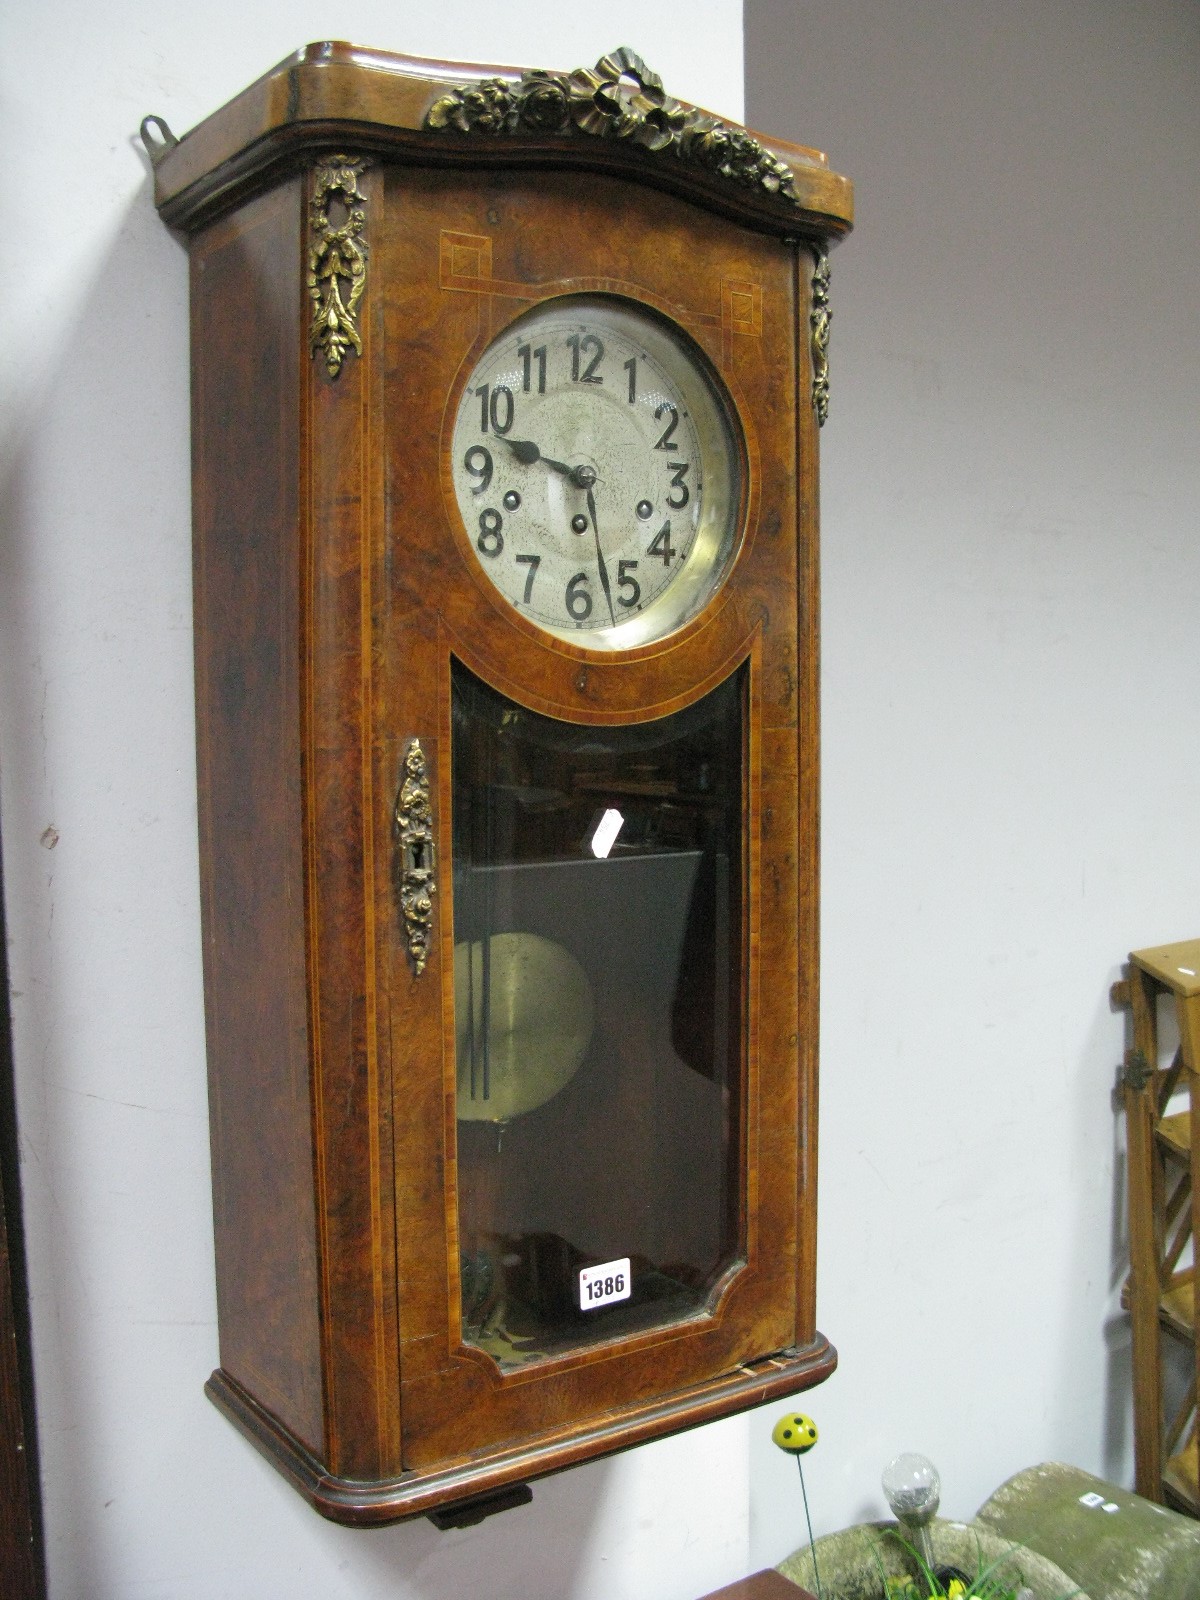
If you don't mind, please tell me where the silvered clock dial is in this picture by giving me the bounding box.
[450,295,742,649]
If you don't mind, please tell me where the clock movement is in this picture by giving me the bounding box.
[143,41,853,1526]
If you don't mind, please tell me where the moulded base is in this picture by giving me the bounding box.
[206,1333,837,1526]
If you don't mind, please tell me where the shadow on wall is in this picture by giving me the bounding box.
[350,1468,614,1600]
[1101,972,1139,1486]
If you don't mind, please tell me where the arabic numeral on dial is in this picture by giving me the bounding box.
[463,445,493,495]
[567,332,604,384]
[623,356,637,404]
[477,508,504,558]
[477,383,515,435]
[565,571,593,621]
[517,342,547,394]
[666,461,690,509]
[654,402,679,450]
[514,553,540,603]
[616,559,640,608]
[647,520,675,566]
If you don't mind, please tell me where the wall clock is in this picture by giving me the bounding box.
[142,41,853,1527]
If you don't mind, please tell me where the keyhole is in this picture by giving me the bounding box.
[404,835,434,878]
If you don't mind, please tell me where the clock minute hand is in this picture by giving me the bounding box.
[585,486,617,628]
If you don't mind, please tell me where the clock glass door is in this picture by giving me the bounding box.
[451,660,746,1366]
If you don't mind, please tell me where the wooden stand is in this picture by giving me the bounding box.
[1113,938,1200,1514]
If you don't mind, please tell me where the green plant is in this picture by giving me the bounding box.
[876,1530,1079,1600]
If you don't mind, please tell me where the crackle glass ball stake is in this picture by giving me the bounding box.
[882,1452,941,1575]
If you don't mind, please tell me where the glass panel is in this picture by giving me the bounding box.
[451,660,745,1366]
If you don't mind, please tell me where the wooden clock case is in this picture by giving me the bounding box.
[144,42,853,1526]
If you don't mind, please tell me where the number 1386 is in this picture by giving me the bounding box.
[579,1257,632,1311]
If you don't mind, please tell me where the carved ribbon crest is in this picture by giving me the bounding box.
[426,46,801,207]
[308,156,370,377]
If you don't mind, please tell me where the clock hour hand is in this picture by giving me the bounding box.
[504,438,593,490]
[584,486,617,628]
[503,438,574,478]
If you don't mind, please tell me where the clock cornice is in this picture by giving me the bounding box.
[143,42,854,242]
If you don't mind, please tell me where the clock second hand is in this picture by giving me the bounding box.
[584,484,617,628]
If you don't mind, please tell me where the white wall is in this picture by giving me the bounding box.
[746,0,1200,1571]
[0,7,747,1599]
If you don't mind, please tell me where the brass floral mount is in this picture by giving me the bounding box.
[395,738,436,975]
[426,46,801,208]
[809,250,832,426]
[308,156,370,377]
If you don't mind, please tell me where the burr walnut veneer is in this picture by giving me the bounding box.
[145,42,853,1526]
